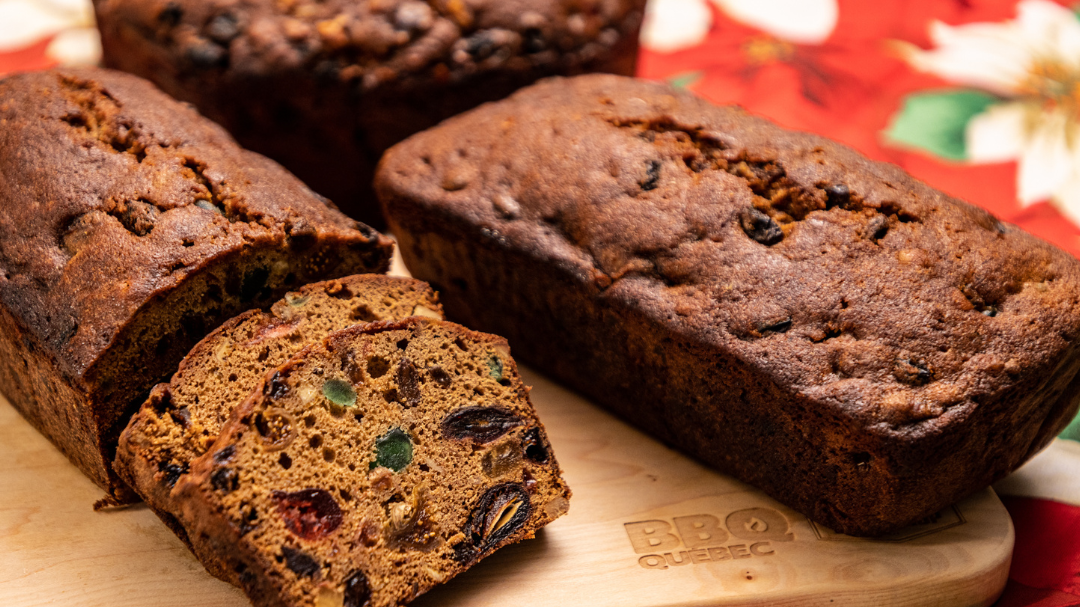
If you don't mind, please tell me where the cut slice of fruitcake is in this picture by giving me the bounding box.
[114,275,443,580]
[172,317,571,607]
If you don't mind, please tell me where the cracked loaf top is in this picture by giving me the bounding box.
[93,0,644,90]
[0,68,389,380]
[377,74,1080,430]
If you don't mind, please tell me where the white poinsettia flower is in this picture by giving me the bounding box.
[640,0,838,53]
[712,0,838,44]
[640,0,714,53]
[0,0,100,66]
[902,0,1080,221]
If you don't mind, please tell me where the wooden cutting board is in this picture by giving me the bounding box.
[0,367,1012,607]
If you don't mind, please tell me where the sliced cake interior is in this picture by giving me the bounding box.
[114,275,442,579]
[173,317,571,607]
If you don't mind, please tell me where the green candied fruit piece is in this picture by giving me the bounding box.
[322,379,356,407]
[284,292,309,307]
[374,428,413,472]
[487,356,504,380]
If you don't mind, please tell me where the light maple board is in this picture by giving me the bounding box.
[0,367,1012,607]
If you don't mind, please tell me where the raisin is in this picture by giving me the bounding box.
[867,214,889,241]
[169,406,191,429]
[205,13,239,44]
[374,428,413,472]
[323,378,356,407]
[894,358,933,386]
[522,427,549,463]
[117,200,159,236]
[441,406,523,444]
[428,365,452,388]
[158,461,187,489]
[641,159,661,191]
[157,2,183,25]
[344,571,372,607]
[186,40,227,69]
[825,183,850,208]
[465,31,497,59]
[211,467,238,493]
[983,307,998,317]
[455,483,530,563]
[759,317,792,335]
[267,371,290,400]
[739,207,783,245]
[273,489,344,540]
[281,546,320,577]
[396,358,421,407]
[342,351,366,385]
[522,27,545,53]
[213,445,236,464]
[255,408,296,450]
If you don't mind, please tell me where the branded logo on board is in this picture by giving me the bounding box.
[624,507,793,570]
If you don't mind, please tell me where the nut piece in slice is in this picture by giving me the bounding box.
[114,275,443,581]
[173,317,571,607]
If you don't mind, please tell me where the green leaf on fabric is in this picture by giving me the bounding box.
[1061,409,1080,443]
[668,71,703,90]
[884,90,998,161]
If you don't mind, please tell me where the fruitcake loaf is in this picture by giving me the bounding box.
[0,67,392,501]
[377,74,1080,536]
[173,317,570,606]
[115,274,442,580]
[93,0,647,223]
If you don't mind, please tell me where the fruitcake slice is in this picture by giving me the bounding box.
[114,275,442,575]
[173,317,571,607]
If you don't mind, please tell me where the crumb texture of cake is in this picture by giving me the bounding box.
[114,274,442,578]
[93,0,647,222]
[377,74,1080,536]
[0,67,392,499]
[173,317,570,607]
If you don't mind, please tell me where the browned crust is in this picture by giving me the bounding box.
[92,0,646,221]
[0,67,392,497]
[377,74,1080,535]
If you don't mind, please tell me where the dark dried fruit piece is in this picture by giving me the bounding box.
[374,428,413,472]
[267,371,290,400]
[255,407,296,450]
[344,571,372,607]
[825,183,850,208]
[396,358,421,407]
[522,427,549,463]
[428,365,452,388]
[739,207,783,245]
[211,467,238,493]
[158,461,187,489]
[894,358,933,386]
[641,159,661,191]
[169,406,191,429]
[212,444,236,464]
[441,406,523,444]
[205,13,239,44]
[867,214,889,241]
[273,488,344,540]
[281,546,320,577]
[323,378,356,407]
[455,483,531,563]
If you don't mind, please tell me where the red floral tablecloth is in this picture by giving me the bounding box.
[2,0,1079,604]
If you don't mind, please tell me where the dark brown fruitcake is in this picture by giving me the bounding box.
[93,0,647,223]
[114,274,442,580]
[0,67,392,501]
[377,74,1080,536]
[173,317,570,606]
